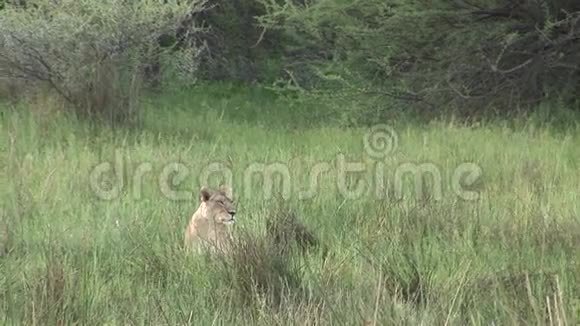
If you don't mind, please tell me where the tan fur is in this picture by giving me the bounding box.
[184,186,236,254]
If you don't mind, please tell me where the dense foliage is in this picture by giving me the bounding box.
[255,0,580,118]
[0,0,206,124]
[1,0,579,122]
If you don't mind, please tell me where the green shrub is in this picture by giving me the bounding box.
[193,0,285,83]
[0,0,206,125]
[256,0,580,121]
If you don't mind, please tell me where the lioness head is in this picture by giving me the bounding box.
[199,185,236,225]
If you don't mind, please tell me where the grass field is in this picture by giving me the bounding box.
[1,84,580,325]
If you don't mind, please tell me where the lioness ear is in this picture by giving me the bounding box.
[200,187,213,202]
[219,184,233,198]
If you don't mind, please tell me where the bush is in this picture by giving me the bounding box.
[257,0,580,120]
[191,0,285,83]
[0,0,207,125]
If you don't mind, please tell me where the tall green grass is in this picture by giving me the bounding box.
[1,85,579,325]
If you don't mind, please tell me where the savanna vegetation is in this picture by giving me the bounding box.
[1,0,579,324]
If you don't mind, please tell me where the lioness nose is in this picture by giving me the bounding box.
[229,211,236,217]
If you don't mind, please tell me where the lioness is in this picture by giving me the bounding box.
[184,186,236,254]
